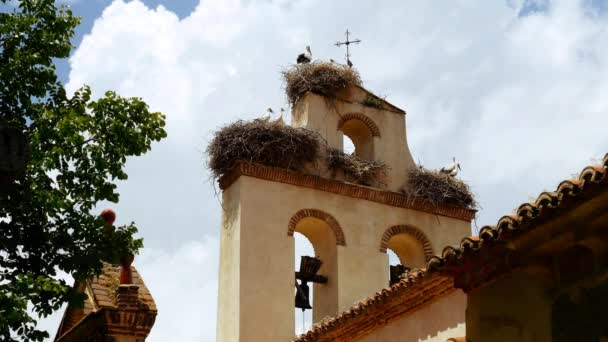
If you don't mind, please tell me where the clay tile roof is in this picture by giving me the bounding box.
[88,263,156,311]
[293,270,455,342]
[427,153,608,289]
[55,263,156,339]
[446,337,466,342]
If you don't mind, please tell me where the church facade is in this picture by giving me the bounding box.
[216,85,475,341]
[215,80,608,341]
[53,65,608,341]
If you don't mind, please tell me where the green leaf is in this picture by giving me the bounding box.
[0,1,167,340]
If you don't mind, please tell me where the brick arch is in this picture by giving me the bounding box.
[287,209,346,246]
[337,113,381,137]
[379,225,433,261]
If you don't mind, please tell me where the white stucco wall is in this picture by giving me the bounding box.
[359,290,466,342]
[216,176,471,342]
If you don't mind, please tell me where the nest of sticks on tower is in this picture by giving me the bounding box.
[326,147,387,186]
[402,167,476,209]
[282,61,362,105]
[206,118,320,180]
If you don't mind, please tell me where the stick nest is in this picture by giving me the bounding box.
[207,119,320,179]
[282,61,363,105]
[326,148,387,186]
[402,167,476,209]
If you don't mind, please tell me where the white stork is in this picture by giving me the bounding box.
[260,108,273,122]
[274,108,285,125]
[440,157,461,177]
[297,46,312,64]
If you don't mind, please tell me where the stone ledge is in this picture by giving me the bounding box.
[219,162,476,222]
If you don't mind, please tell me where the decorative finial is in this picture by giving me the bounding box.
[101,209,115,236]
[120,255,134,285]
[99,209,133,284]
[335,29,361,67]
[100,209,116,225]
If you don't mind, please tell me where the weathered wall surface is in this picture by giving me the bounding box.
[358,290,466,342]
[216,178,242,342]
[466,271,553,342]
[216,175,471,342]
[292,89,415,192]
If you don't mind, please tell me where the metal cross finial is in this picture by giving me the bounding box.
[335,29,361,67]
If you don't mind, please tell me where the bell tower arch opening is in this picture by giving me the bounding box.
[380,225,434,286]
[288,209,344,330]
[293,232,314,335]
[337,113,380,161]
[343,134,356,155]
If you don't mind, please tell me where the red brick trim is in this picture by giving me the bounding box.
[219,162,476,222]
[337,113,381,137]
[380,225,434,261]
[293,272,456,342]
[287,209,346,246]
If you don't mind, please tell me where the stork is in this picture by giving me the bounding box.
[297,46,312,64]
[274,108,285,125]
[440,157,461,177]
[260,107,273,122]
[347,58,353,68]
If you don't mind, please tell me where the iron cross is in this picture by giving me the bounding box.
[335,29,361,66]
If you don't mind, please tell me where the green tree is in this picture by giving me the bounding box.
[0,1,167,340]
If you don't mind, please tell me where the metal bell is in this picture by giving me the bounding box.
[389,264,410,286]
[295,280,312,310]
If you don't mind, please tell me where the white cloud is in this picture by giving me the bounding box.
[40,0,608,340]
[138,238,219,342]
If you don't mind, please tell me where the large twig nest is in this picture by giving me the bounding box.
[402,167,476,209]
[207,118,320,179]
[326,148,387,186]
[282,61,362,105]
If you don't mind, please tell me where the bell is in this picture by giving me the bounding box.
[389,264,410,286]
[295,280,312,310]
[299,256,322,279]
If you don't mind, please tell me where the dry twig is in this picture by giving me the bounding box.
[206,119,320,180]
[402,167,476,209]
[326,147,387,186]
[282,61,362,105]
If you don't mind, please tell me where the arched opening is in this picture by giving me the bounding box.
[380,226,433,286]
[294,232,314,335]
[289,210,343,334]
[387,248,400,266]
[340,118,374,160]
[387,233,427,267]
[343,134,355,155]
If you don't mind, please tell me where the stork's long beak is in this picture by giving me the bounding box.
[458,164,462,171]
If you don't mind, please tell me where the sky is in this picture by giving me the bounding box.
[28,0,608,340]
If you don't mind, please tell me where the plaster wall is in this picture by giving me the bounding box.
[466,270,552,342]
[292,90,415,192]
[216,180,242,342]
[358,290,466,342]
[216,175,471,342]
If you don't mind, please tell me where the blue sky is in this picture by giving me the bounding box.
[22,0,608,340]
[54,0,198,83]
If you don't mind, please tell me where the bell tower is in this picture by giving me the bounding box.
[215,83,475,341]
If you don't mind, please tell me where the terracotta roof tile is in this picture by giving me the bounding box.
[293,270,456,342]
[295,153,608,341]
[55,262,157,340]
[427,153,608,290]
[87,263,157,311]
